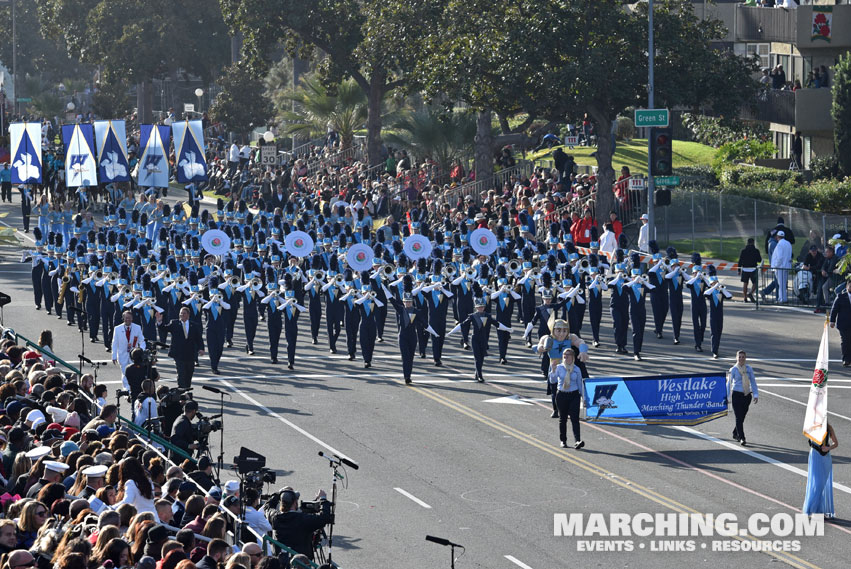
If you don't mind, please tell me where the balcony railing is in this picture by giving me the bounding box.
[735,5,797,43]
[739,89,796,126]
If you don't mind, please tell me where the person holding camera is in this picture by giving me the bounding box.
[125,348,152,403]
[134,379,160,429]
[271,487,332,561]
[170,400,200,461]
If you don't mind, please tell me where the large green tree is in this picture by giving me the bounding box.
[220,0,441,167]
[209,63,273,139]
[833,53,851,177]
[416,0,757,226]
[38,0,229,122]
[279,76,367,150]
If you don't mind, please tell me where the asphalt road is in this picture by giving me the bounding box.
[1,199,849,569]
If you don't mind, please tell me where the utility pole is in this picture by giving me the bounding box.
[646,0,656,244]
[11,0,16,117]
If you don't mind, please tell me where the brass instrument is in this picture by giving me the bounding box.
[176,276,187,287]
[250,277,263,288]
[507,260,521,273]
[57,276,70,306]
[381,264,395,278]
[314,270,326,282]
[530,268,541,279]
[578,259,590,272]
[229,276,241,286]
[442,265,457,279]
[148,262,158,272]
[94,270,104,281]
[334,274,345,285]
[78,286,85,304]
[464,267,476,279]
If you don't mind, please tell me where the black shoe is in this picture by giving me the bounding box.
[226,340,233,348]
[740,439,747,447]
[463,342,470,350]
[90,337,99,343]
[551,411,559,418]
[57,314,63,320]
[46,309,51,315]
[419,353,426,359]
[211,368,219,375]
[434,360,442,367]
[477,375,484,383]
[105,347,111,352]
[330,348,337,354]
[364,362,371,368]
[35,306,40,310]
[67,321,74,327]
[695,345,703,352]
[500,358,507,365]
[248,349,255,355]
[634,354,642,361]
[312,338,318,345]
[288,363,294,370]
[348,355,355,361]
[732,430,740,442]
[844,362,851,367]
[560,441,568,448]
[574,440,585,449]
[593,340,600,347]
[271,358,278,364]
[712,353,719,359]
[405,377,412,384]
[377,336,384,343]
[655,332,662,339]
[673,338,680,345]
[525,340,532,348]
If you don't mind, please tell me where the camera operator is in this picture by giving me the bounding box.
[170,400,200,461]
[134,379,160,429]
[270,487,332,561]
[125,348,153,402]
[187,456,216,491]
[244,488,272,536]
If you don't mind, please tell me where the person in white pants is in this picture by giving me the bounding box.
[771,231,793,303]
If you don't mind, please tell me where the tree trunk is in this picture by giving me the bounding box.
[589,108,615,229]
[474,110,493,189]
[137,80,153,125]
[365,71,385,167]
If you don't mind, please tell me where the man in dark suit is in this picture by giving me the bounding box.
[830,278,851,366]
[156,306,205,388]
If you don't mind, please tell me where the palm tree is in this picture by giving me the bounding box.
[384,108,477,182]
[279,75,367,149]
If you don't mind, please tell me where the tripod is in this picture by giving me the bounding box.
[321,456,346,565]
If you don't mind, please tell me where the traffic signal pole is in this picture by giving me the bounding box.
[647,0,655,246]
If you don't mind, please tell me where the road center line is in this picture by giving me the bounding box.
[504,555,534,569]
[393,487,432,509]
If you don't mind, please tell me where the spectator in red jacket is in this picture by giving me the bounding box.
[574,209,597,247]
[609,212,623,241]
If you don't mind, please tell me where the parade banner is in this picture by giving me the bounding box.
[812,6,832,42]
[584,373,728,426]
[62,123,97,187]
[138,125,170,188]
[171,120,207,183]
[803,321,829,444]
[94,120,130,182]
[9,122,42,184]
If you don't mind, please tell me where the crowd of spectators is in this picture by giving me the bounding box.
[0,336,326,569]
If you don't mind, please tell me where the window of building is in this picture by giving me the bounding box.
[747,43,770,69]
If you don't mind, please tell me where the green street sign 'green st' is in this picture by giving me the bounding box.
[654,176,680,186]
[634,109,669,128]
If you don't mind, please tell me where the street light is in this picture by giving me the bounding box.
[194,88,204,113]
[263,131,274,143]
[66,102,75,112]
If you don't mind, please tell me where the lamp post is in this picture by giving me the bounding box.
[194,88,204,114]
[263,130,274,143]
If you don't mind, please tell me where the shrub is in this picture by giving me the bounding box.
[673,165,718,189]
[681,113,771,148]
[811,154,842,181]
[615,117,635,141]
[712,139,776,173]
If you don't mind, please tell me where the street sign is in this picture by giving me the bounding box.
[260,145,277,165]
[654,176,680,186]
[634,108,669,128]
[628,177,646,190]
[16,97,31,103]
[184,103,195,113]
[564,135,579,147]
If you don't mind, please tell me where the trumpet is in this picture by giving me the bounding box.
[464,267,476,279]
[313,270,326,282]
[148,262,158,272]
[334,274,345,285]
[250,277,263,288]
[578,259,590,272]
[228,276,241,286]
[530,268,541,279]
[176,276,187,287]
[381,264,395,278]
[507,260,521,273]
[442,265,457,279]
[94,270,103,280]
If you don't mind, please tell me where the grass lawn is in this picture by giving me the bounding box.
[528,139,717,174]
[664,237,748,263]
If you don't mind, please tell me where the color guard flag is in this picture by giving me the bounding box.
[62,123,98,187]
[171,120,207,183]
[138,125,170,188]
[9,122,42,184]
[803,321,829,444]
[94,120,130,182]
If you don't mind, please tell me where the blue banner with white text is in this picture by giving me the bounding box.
[584,373,728,426]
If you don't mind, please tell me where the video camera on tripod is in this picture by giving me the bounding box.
[233,447,276,494]
[196,412,223,436]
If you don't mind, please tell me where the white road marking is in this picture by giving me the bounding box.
[482,395,550,405]
[504,556,534,569]
[217,378,355,462]
[759,388,851,422]
[676,426,851,495]
[393,487,432,509]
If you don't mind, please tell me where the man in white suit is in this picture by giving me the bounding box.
[771,230,793,303]
[112,310,146,387]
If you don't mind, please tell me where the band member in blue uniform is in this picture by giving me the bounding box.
[388,276,427,384]
[341,269,361,361]
[647,241,669,339]
[202,276,230,374]
[237,259,263,355]
[306,255,325,345]
[492,266,520,364]
[83,255,102,342]
[27,228,45,309]
[665,247,684,345]
[626,254,654,361]
[585,255,607,347]
[424,261,452,366]
[261,268,284,364]
[451,250,474,350]
[686,253,708,352]
[704,265,733,359]
[608,253,631,355]
[322,256,344,354]
[449,287,512,382]
[281,274,307,370]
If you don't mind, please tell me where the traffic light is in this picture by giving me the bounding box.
[650,127,673,177]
